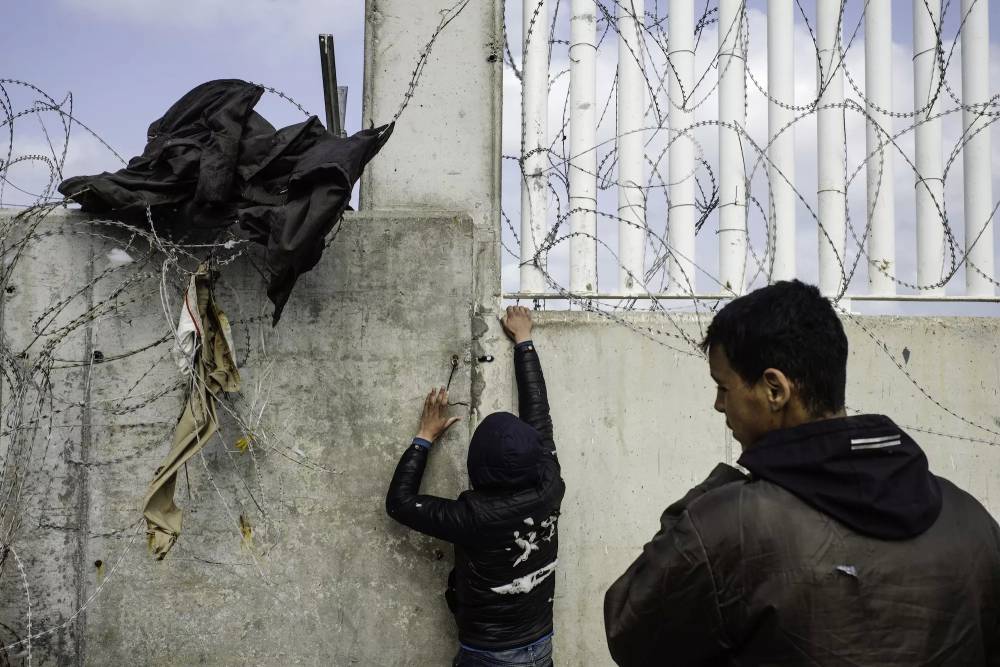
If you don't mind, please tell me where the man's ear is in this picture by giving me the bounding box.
[760,368,792,412]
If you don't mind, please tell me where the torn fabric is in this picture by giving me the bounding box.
[142,265,240,559]
[172,274,202,375]
[57,79,393,323]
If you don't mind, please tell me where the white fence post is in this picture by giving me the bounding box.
[767,0,795,283]
[718,0,747,294]
[817,1,847,296]
[865,0,896,295]
[960,0,995,295]
[617,0,647,294]
[510,0,996,302]
[667,0,696,294]
[521,0,550,293]
[913,0,946,295]
[570,0,598,294]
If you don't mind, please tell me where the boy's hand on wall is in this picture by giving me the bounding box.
[416,387,461,443]
[501,305,533,344]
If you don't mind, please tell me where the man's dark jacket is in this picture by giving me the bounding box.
[386,342,565,650]
[605,414,1000,665]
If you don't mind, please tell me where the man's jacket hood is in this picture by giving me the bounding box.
[738,413,942,540]
[467,412,543,490]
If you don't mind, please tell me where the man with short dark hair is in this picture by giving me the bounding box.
[604,280,1000,665]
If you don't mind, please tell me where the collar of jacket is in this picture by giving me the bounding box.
[737,414,943,540]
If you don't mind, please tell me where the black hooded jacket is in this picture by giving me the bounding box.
[605,414,1000,665]
[386,342,565,650]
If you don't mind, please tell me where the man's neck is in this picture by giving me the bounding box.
[781,405,846,432]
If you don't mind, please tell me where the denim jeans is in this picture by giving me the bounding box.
[452,635,554,666]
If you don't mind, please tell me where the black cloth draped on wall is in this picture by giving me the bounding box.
[59,79,393,323]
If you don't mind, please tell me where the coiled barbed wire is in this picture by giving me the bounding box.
[0,1,998,661]
[507,0,1000,300]
[502,3,1000,446]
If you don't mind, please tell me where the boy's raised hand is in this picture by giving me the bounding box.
[416,387,461,443]
[501,305,533,344]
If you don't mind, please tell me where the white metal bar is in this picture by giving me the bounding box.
[570,0,598,294]
[817,1,847,296]
[521,0,550,293]
[668,0,696,294]
[961,0,995,295]
[617,0,647,294]
[913,0,946,295]
[718,0,747,294]
[865,0,896,295]
[767,0,795,282]
[504,291,1000,303]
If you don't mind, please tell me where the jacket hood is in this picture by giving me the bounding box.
[467,412,543,490]
[738,414,942,540]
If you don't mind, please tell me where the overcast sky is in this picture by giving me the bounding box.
[4,0,366,154]
[2,0,368,218]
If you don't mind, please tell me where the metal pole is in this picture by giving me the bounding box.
[668,0,696,294]
[913,0,946,295]
[570,0,598,294]
[865,1,896,295]
[816,1,847,296]
[767,0,795,282]
[617,0,647,294]
[521,0,550,293]
[319,34,344,137]
[961,0,994,295]
[718,0,747,294]
[503,290,1000,303]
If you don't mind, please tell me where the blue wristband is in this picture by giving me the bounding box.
[411,437,433,450]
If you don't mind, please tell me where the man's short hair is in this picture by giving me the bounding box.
[700,280,848,416]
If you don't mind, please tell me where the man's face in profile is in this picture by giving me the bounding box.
[708,344,773,450]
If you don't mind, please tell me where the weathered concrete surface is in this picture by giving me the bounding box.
[0,209,487,665]
[359,0,513,477]
[360,0,504,227]
[0,214,96,661]
[2,208,1000,665]
[530,310,1000,666]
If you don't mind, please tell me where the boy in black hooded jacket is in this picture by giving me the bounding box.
[386,306,563,667]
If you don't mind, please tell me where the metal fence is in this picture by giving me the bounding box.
[507,0,998,303]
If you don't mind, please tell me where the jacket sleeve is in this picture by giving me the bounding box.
[385,443,479,545]
[514,342,555,455]
[603,464,746,666]
[989,518,1000,666]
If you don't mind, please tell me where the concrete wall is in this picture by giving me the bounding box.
[0,209,500,665]
[361,0,504,226]
[1,211,999,666]
[531,311,1000,665]
[3,2,1000,665]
